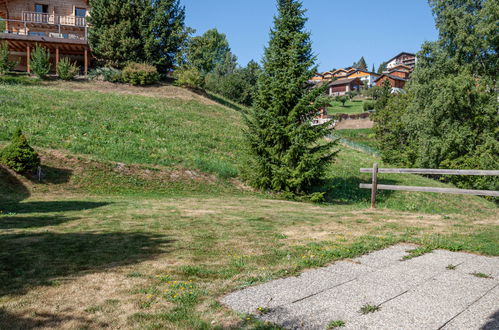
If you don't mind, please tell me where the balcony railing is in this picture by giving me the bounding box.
[1,18,87,41]
[22,11,87,27]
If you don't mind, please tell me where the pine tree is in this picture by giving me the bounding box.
[89,0,188,72]
[244,0,338,197]
[88,0,147,68]
[372,64,375,73]
[355,56,367,70]
[142,0,190,73]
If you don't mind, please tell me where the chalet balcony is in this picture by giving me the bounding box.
[21,11,87,27]
[1,18,87,42]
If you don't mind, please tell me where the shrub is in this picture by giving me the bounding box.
[30,46,51,79]
[174,65,204,89]
[0,41,15,75]
[0,129,40,173]
[363,101,375,111]
[335,96,347,106]
[122,62,159,86]
[88,67,123,83]
[57,57,79,80]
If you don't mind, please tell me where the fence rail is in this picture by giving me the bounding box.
[360,163,499,208]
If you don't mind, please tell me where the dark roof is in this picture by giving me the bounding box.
[386,52,416,64]
[329,77,362,86]
[374,74,408,82]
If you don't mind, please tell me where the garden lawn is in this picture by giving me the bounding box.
[327,100,365,114]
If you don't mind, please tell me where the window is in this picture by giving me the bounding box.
[29,31,46,37]
[75,8,86,17]
[35,4,49,13]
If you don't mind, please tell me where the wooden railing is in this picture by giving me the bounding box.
[22,11,87,27]
[0,18,87,40]
[360,163,499,208]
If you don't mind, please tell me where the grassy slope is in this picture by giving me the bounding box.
[0,83,246,178]
[327,100,365,114]
[333,128,377,149]
[0,81,497,329]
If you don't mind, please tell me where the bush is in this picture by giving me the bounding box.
[88,67,123,83]
[57,57,79,80]
[335,95,347,106]
[363,101,375,111]
[0,129,40,173]
[174,65,205,89]
[0,42,15,75]
[30,46,51,79]
[121,62,159,86]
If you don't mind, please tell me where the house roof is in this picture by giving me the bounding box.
[374,74,408,82]
[345,69,380,77]
[386,52,416,64]
[329,77,362,86]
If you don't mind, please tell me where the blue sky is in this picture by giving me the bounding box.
[182,0,439,72]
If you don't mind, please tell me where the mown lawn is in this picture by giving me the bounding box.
[327,100,365,114]
[0,81,497,329]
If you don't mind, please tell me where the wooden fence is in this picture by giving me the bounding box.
[360,163,499,208]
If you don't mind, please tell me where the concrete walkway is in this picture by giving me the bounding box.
[222,244,499,329]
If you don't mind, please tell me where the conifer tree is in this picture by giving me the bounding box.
[355,56,367,70]
[244,0,337,197]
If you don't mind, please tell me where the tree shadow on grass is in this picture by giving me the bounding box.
[0,231,175,297]
[0,215,78,230]
[321,176,397,205]
[0,200,111,214]
[0,166,30,204]
[0,308,103,330]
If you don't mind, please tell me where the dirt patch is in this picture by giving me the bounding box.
[335,119,374,130]
[46,80,220,106]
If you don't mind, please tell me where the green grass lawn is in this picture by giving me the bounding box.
[333,128,377,150]
[0,83,245,179]
[327,100,365,114]
[0,81,497,329]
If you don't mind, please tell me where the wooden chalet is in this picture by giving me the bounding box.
[374,74,408,89]
[328,77,363,96]
[0,0,90,74]
[345,69,380,88]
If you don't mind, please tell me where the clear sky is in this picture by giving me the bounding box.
[182,0,439,72]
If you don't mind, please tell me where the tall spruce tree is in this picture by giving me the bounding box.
[88,0,147,68]
[244,0,337,196]
[89,0,188,72]
[355,56,368,70]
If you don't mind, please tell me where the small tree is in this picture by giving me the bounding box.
[0,42,15,75]
[30,45,51,79]
[57,57,79,80]
[0,129,40,173]
[375,79,392,111]
[174,65,204,89]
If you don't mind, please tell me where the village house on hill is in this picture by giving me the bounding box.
[0,0,90,74]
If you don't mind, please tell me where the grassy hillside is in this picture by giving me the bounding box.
[1,80,497,329]
[0,83,245,178]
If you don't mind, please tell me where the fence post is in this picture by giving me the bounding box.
[371,163,378,209]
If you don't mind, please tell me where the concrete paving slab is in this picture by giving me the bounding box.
[221,244,499,329]
[441,284,499,330]
[379,271,498,328]
[352,243,417,269]
[454,255,499,278]
[221,268,357,314]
